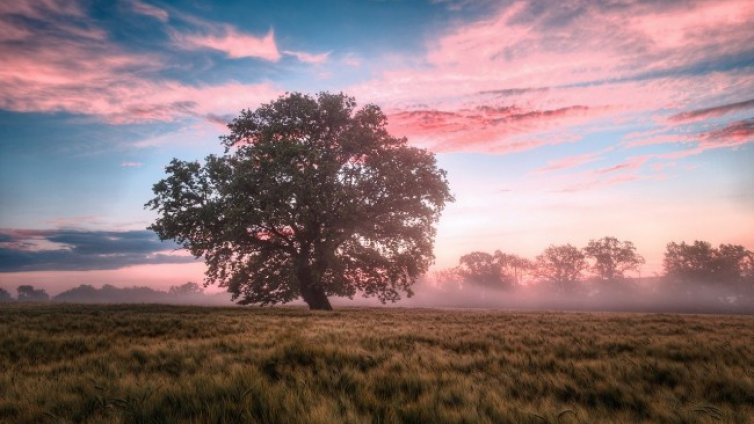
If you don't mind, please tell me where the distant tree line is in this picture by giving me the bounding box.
[0,285,51,302]
[451,237,753,297]
[3,239,751,309]
[0,282,220,304]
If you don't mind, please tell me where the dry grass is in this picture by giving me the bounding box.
[0,304,752,423]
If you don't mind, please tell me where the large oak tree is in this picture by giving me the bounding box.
[146,93,453,310]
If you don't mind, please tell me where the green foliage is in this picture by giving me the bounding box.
[534,244,587,289]
[0,288,11,302]
[456,251,532,289]
[584,236,645,281]
[147,93,453,309]
[664,241,754,284]
[493,250,533,287]
[457,251,506,288]
[1,304,752,423]
[16,285,49,302]
[167,282,204,296]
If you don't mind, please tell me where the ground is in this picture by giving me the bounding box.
[0,304,752,423]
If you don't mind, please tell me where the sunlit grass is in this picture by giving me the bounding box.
[1,304,752,423]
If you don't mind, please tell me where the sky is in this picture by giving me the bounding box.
[1,0,753,295]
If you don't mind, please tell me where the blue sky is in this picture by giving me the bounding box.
[0,0,752,293]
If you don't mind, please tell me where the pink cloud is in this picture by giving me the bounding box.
[594,156,650,175]
[0,1,85,20]
[168,13,326,64]
[526,146,722,194]
[387,104,604,153]
[0,5,281,125]
[623,117,754,153]
[350,0,754,155]
[603,117,754,183]
[668,98,754,123]
[357,1,753,104]
[0,1,105,43]
[282,50,330,64]
[175,27,281,61]
[555,173,648,193]
[623,133,691,148]
[130,0,168,22]
[537,153,662,193]
[626,1,754,53]
[341,53,362,67]
[533,150,606,174]
[702,118,754,147]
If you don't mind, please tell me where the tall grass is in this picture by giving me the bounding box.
[0,304,752,423]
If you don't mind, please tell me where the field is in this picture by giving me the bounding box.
[0,305,752,424]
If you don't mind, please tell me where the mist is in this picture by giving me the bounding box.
[0,283,232,306]
[384,277,754,314]
[6,278,746,314]
[2,239,751,314]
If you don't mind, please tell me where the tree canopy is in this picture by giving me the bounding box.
[584,236,645,281]
[664,241,753,284]
[456,250,532,289]
[147,92,453,310]
[168,282,204,297]
[534,244,587,290]
[457,251,508,289]
[16,285,49,302]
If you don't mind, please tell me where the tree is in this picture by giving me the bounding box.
[534,244,587,290]
[0,288,12,302]
[147,93,453,310]
[457,251,509,289]
[583,236,645,281]
[456,250,533,290]
[168,282,204,296]
[493,250,533,287]
[664,241,714,282]
[715,244,754,283]
[16,285,49,302]
[664,241,753,284]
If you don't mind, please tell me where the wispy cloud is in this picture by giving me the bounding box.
[623,116,754,152]
[533,151,606,174]
[282,49,330,64]
[174,27,281,61]
[120,161,143,168]
[169,15,328,64]
[386,104,600,153]
[0,4,281,124]
[702,118,754,146]
[130,0,168,22]
[668,99,754,123]
[554,173,651,193]
[341,53,362,67]
[351,0,754,157]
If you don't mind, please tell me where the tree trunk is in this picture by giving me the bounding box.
[301,284,333,310]
[296,264,333,310]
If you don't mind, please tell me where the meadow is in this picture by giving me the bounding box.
[0,304,752,424]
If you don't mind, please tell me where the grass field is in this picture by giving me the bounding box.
[0,304,752,423]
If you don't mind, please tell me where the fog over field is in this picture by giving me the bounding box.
[2,276,752,315]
